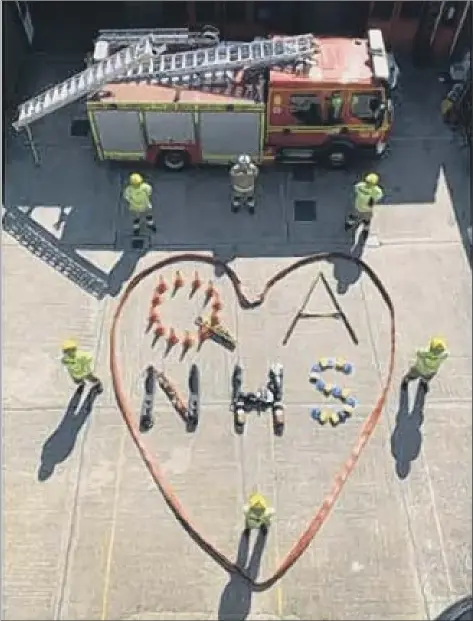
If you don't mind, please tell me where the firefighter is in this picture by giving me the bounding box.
[124,173,156,236]
[344,173,384,239]
[401,337,449,391]
[61,340,103,392]
[243,492,275,533]
[329,91,343,124]
[230,154,259,214]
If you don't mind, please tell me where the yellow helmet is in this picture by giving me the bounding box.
[365,173,379,185]
[130,173,143,186]
[429,337,447,352]
[62,339,78,352]
[249,492,267,510]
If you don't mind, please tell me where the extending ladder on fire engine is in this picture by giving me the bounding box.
[12,38,165,131]
[126,34,315,82]
[95,26,220,48]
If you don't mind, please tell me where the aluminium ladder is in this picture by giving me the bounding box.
[2,208,109,299]
[125,34,315,83]
[13,33,315,131]
[95,26,220,48]
[12,37,166,131]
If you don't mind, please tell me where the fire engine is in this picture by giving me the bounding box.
[13,26,393,170]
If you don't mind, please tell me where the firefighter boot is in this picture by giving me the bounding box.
[359,223,370,243]
[145,214,157,233]
[132,218,141,236]
[344,216,356,232]
[247,196,255,215]
[420,379,430,393]
[231,195,241,213]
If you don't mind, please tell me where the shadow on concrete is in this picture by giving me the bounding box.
[37,383,100,481]
[330,229,367,294]
[390,382,427,480]
[436,595,473,620]
[218,529,266,621]
[107,248,145,296]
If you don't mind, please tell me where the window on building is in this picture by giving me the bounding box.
[400,2,423,19]
[196,1,217,23]
[350,91,383,123]
[225,1,246,22]
[289,93,324,126]
[370,1,395,20]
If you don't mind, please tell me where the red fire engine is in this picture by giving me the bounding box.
[13,27,393,169]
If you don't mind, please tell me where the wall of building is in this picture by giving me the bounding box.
[367,1,471,60]
[3,1,30,111]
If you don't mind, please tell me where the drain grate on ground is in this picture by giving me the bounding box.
[294,199,317,222]
[70,119,90,137]
[291,167,315,182]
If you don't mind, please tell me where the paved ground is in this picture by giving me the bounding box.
[3,55,472,621]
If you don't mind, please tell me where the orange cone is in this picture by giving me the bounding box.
[154,322,166,338]
[149,307,161,324]
[173,271,184,293]
[190,270,202,296]
[204,280,215,305]
[151,291,162,307]
[157,275,168,295]
[212,294,223,313]
[182,330,195,352]
[167,327,179,347]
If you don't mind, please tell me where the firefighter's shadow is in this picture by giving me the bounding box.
[107,248,146,296]
[390,382,427,480]
[37,384,100,481]
[218,530,266,621]
[331,232,367,295]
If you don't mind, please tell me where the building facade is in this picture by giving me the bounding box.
[3,1,34,111]
[121,1,471,61]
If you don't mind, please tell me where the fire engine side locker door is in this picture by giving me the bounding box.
[92,110,146,159]
[198,108,265,163]
[144,111,196,144]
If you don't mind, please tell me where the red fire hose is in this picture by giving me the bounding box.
[110,252,396,591]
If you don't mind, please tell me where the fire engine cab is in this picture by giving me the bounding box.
[13,27,393,170]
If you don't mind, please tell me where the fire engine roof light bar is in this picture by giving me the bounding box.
[12,37,166,131]
[367,29,390,82]
[125,34,316,83]
[96,26,221,47]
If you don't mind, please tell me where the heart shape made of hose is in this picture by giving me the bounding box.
[110,251,396,591]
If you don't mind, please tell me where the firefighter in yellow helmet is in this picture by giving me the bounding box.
[61,340,103,392]
[243,492,275,533]
[344,172,384,240]
[401,337,449,391]
[124,173,156,236]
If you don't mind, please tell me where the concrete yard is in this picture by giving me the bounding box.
[3,56,472,621]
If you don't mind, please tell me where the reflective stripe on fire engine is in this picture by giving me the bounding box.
[267,125,388,134]
[88,111,104,161]
[87,102,265,113]
[203,154,264,164]
[102,152,146,160]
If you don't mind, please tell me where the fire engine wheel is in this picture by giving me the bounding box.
[159,150,189,172]
[323,143,354,169]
